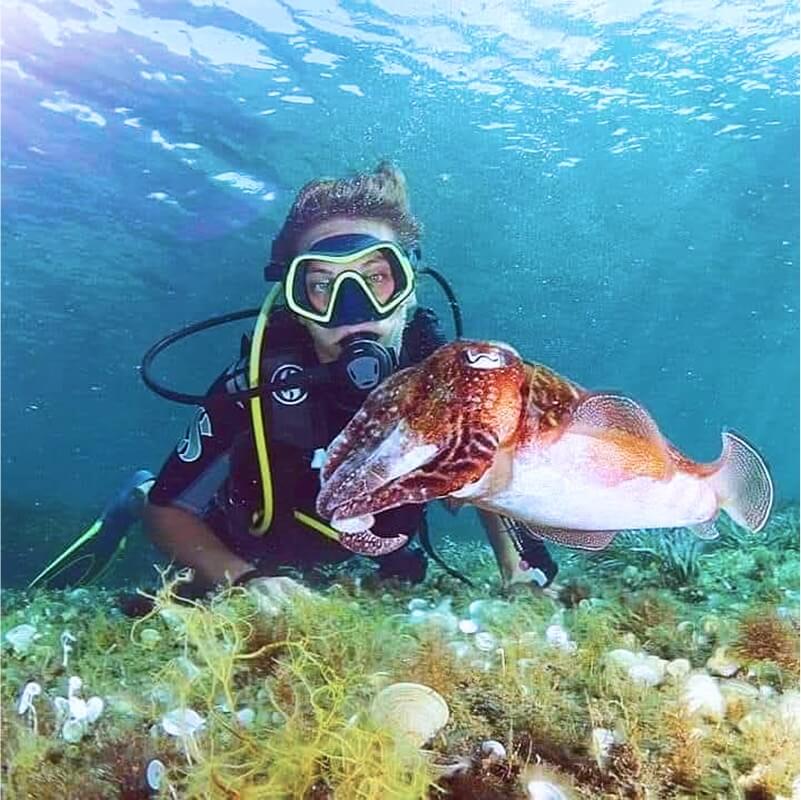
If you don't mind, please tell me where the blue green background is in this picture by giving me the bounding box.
[2,0,798,585]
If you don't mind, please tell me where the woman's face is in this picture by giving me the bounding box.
[294,218,411,364]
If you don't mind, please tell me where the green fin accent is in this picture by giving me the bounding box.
[28,518,126,589]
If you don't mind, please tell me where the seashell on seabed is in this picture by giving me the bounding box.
[683,673,725,721]
[481,739,507,763]
[705,646,741,678]
[370,682,450,748]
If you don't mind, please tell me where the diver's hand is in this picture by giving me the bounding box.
[245,575,314,617]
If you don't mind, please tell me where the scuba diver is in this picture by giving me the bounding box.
[30,162,558,604]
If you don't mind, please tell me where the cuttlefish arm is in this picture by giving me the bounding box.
[317,341,528,528]
[338,530,409,556]
[316,368,422,554]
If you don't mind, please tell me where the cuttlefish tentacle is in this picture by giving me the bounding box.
[339,531,409,556]
[321,367,413,484]
[319,340,527,523]
[328,425,502,523]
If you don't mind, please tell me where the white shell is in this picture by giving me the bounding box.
[158,608,186,631]
[666,658,691,680]
[458,619,479,635]
[481,739,507,762]
[628,663,663,687]
[607,650,666,687]
[683,673,725,721]
[468,598,507,624]
[139,628,163,648]
[17,681,41,715]
[705,647,740,678]
[590,727,616,768]
[545,625,576,653]
[62,718,85,743]
[424,599,458,634]
[5,624,38,656]
[162,708,206,737]
[370,682,449,748]
[146,759,166,790]
[526,780,569,800]
[236,707,256,727]
[447,641,471,660]
[425,610,459,634]
[468,599,489,618]
[430,756,472,779]
[474,632,497,652]
[407,598,429,612]
[606,648,639,670]
[85,696,104,723]
[69,696,88,721]
[53,696,70,723]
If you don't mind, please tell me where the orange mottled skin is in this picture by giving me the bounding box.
[519,362,584,441]
[318,341,528,519]
[402,341,526,447]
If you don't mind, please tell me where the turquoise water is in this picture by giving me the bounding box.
[1,1,798,587]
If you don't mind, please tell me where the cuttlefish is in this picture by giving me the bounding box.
[317,340,773,556]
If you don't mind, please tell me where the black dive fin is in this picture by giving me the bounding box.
[28,469,154,590]
[27,517,127,589]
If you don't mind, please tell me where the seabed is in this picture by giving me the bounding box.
[1,506,799,799]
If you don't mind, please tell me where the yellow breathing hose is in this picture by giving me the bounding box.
[247,283,280,534]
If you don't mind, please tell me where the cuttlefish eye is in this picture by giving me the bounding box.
[462,344,515,370]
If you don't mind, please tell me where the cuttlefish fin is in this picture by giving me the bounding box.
[569,393,673,481]
[519,523,618,551]
[705,429,773,533]
[689,520,719,540]
[572,392,663,439]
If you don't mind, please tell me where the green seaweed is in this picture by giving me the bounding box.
[1,505,799,799]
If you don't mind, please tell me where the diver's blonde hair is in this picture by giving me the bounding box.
[270,161,421,270]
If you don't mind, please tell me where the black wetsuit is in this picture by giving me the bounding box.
[148,307,447,579]
[149,305,558,585]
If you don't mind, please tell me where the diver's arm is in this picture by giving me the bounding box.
[143,503,254,588]
[477,509,559,590]
[477,509,521,585]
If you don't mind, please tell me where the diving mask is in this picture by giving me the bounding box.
[282,233,416,328]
